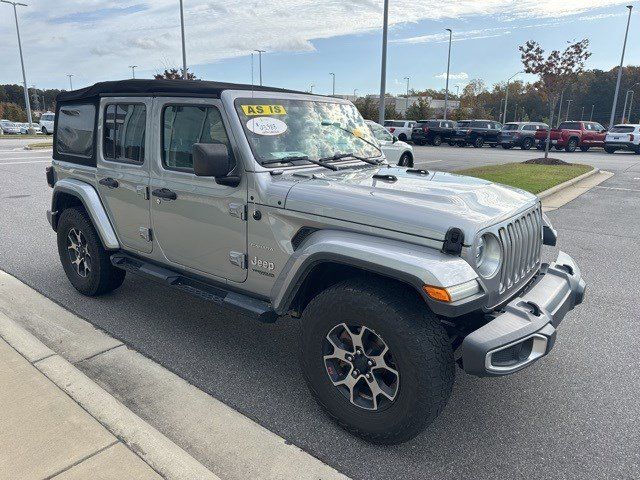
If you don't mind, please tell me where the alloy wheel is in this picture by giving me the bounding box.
[323,323,399,411]
[66,228,92,277]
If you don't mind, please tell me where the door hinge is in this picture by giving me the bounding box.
[229,251,247,269]
[228,203,247,221]
[136,185,149,200]
[139,227,152,242]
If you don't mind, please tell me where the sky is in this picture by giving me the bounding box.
[1,0,640,96]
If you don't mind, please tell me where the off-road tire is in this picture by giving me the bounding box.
[57,207,125,296]
[472,137,484,148]
[299,278,455,445]
[431,135,442,146]
[565,138,578,152]
[398,153,413,167]
[521,137,534,150]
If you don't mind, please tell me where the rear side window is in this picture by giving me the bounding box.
[162,105,232,171]
[56,104,96,158]
[103,104,146,163]
[610,126,635,133]
[384,121,404,127]
[503,124,519,130]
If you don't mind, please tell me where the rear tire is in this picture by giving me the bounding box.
[299,278,454,445]
[398,133,407,142]
[580,146,589,152]
[472,137,484,148]
[521,138,534,150]
[565,138,578,152]
[398,152,413,167]
[57,207,125,296]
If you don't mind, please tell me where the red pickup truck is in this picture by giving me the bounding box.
[535,121,607,152]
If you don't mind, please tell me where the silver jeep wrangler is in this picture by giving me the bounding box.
[46,80,585,444]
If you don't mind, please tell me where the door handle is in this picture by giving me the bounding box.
[99,177,119,189]
[151,188,177,201]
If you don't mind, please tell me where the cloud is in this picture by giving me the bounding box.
[435,72,469,80]
[0,0,633,87]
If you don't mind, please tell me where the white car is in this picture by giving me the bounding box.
[366,120,414,167]
[604,124,640,154]
[39,112,55,135]
[1,119,21,134]
[19,122,42,134]
[383,119,416,142]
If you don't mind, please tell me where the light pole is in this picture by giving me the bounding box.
[353,89,358,98]
[622,83,639,122]
[609,5,633,128]
[378,0,389,124]
[404,76,410,111]
[499,98,505,121]
[2,0,34,132]
[622,89,632,121]
[556,90,564,127]
[581,106,585,120]
[590,104,595,121]
[566,99,573,121]
[254,50,265,86]
[329,72,335,96]
[30,84,40,111]
[129,65,138,78]
[503,71,521,124]
[309,83,314,94]
[179,0,188,79]
[513,103,518,122]
[443,28,452,120]
[628,90,636,123]
[67,74,74,90]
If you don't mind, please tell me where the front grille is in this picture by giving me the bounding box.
[496,206,543,294]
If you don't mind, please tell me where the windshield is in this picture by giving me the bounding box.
[502,124,520,130]
[235,97,380,166]
[610,126,635,133]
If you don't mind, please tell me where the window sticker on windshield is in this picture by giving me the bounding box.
[241,105,287,116]
[246,117,288,136]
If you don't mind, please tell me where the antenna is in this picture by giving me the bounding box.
[251,52,255,98]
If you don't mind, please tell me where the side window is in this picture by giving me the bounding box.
[162,105,232,171]
[593,123,605,132]
[369,122,393,142]
[56,103,96,158]
[103,104,146,163]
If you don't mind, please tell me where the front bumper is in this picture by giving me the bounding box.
[460,251,585,377]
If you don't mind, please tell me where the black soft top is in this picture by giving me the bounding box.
[56,79,302,103]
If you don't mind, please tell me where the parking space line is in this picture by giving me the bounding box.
[0,160,51,165]
[594,185,640,193]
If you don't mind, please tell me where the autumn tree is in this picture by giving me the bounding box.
[460,79,489,119]
[519,39,591,158]
[154,68,198,80]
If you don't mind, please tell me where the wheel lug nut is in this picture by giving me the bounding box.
[353,370,359,377]
[346,355,352,361]
[367,360,373,366]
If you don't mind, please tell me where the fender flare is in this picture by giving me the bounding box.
[50,178,120,250]
[270,229,480,316]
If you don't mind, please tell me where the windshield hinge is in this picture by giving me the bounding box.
[229,203,247,221]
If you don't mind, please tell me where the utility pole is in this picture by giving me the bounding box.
[628,90,636,123]
[2,0,34,132]
[129,65,138,78]
[309,84,314,94]
[622,89,632,122]
[378,0,389,124]
[609,5,633,128]
[566,99,573,121]
[67,74,74,90]
[513,103,518,122]
[557,90,564,127]
[179,0,188,79]
[499,98,505,122]
[329,72,335,96]
[443,28,452,120]
[404,76,410,111]
[590,104,595,121]
[581,106,585,120]
[254,50,265,86]
[503,71,521,124]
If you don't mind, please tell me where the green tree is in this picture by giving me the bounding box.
[0,102,27,122]
[353,96,378,121]
[405,97,432,121]
[154,68,197,80]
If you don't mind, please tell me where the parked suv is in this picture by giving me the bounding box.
[499,122,549,150]
[604,124,640,153]
[39,111,55,135]
[46,80,585,445]
[365,120,414,166]
[452,119,502,148]
[383,119,415,142]
[410,119,457,146]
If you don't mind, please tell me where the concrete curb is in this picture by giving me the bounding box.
[0,312,220,480]
[537,167,600,199]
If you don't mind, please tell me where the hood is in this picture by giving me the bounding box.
[284,166,537,244]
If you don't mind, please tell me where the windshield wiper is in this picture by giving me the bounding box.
[320,121,383,155]
[324,152,383,166]
[261,155,338,171]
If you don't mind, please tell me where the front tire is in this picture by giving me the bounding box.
[521,137,534,150]
[41,126,48,135]
[299,278,454,445]
[565,138,578,152]
[472,137,484,148]
[57,207,126,296]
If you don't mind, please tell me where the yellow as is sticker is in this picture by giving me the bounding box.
[241,105,287,116]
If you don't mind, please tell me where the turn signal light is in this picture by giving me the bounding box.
[423,285,452,303]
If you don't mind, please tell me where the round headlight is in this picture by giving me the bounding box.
[475,233,502,278]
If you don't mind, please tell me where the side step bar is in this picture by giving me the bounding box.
[111,253,278,323]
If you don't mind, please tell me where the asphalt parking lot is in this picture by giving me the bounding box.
[1,138,639,479]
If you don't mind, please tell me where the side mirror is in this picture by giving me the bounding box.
[392,135,398,143]
[193,143,239,186]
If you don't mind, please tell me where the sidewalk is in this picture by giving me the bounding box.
[0,337,161,480]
